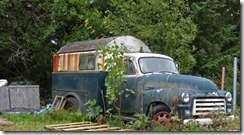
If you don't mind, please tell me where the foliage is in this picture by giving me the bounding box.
[0,107,240,131]
[97,44,127,105]
[152,109,240,131]
[0,109,86,131]
[108,117,122,128]
[52,0,106,43]
[0,0,57,98]
[105,0,197,73]
[0,0,240,106]
[189,0,240,104]
[84,99,103,121]
[182,121,206,131]
[97,43,128,128]
[125,113,150,131]
[46,109,86,122]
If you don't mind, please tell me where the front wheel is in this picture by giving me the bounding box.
[151,105,171,125]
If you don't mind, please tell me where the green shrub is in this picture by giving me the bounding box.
[47,109,86,122]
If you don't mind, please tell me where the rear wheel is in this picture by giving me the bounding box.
[64,97,78,111]
[151,105,171,125]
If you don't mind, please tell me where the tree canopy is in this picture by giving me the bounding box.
[0,0,240,105]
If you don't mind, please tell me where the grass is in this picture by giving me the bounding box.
[0,109,86,131]
[0,108,241,131]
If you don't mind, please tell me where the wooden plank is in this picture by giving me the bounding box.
[62,124,108,131]
[52,96,67,109]
[51,123,98,130]
[44,122,90,128]
[86,127,121,131]
[44,122,133,131]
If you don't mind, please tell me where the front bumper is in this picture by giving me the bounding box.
[183,115,235,125]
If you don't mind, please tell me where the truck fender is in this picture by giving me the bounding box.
[146,102,171,117]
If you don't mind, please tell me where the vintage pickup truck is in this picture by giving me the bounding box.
[52,35,234,125]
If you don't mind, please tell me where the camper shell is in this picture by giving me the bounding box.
[52,36,234,125]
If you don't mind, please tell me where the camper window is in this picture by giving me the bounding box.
[79,54,95,70]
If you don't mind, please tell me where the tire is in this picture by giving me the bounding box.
[150,104,171,125]
[64,97,78,112]
[64,92,85,113]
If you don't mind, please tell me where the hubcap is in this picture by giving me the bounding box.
[153,111,171,125]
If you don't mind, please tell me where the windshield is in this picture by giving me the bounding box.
[139,57,178,74]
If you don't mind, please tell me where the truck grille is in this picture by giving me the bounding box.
[192,97,226,115]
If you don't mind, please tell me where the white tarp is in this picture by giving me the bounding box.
[107,35,151,53]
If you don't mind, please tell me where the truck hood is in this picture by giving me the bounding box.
[142,73,218,93]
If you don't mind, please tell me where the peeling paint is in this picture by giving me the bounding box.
[145,80,199,91]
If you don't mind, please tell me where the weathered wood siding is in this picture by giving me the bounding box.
[0,87,10,111]
[0,85,40,111]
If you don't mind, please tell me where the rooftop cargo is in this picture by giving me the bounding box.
[57,35,151,54]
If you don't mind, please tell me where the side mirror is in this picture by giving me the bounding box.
[175,62,180,73]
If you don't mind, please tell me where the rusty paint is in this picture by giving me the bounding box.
[74,53,79,71]
[101,54,105,71]
[53,54,60,72]
[67,54,71,71]
[172,96,179,104]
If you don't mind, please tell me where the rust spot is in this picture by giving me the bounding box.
[67,54,71,71]
[101,54,105,71]
[172,96,179,104]
[53,54,60,72]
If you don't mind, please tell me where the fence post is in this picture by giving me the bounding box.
[233,57,237,113]
[221,67,225,90]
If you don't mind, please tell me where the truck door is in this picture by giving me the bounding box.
[121,59,138,113]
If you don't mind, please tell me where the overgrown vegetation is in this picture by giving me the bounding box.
[97,44,134,128]
[125,113,150,131]
[0,0,240,106]
[0,109,86,131]
[84,99,103,122]
[0,107,240,131]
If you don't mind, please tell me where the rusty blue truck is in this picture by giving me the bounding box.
[51,35,234,125]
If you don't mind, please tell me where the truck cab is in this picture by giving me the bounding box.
[52,35,234,125]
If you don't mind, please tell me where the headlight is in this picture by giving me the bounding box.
[181,92,190,103]
[225,92,232,102]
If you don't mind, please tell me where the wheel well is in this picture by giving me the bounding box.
[64,92,85,112]
[64,92,81,101]
[146,102,171,116]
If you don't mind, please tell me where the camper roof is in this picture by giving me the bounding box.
[57,36,151,54]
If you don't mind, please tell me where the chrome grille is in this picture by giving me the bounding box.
[192,97,226,115]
